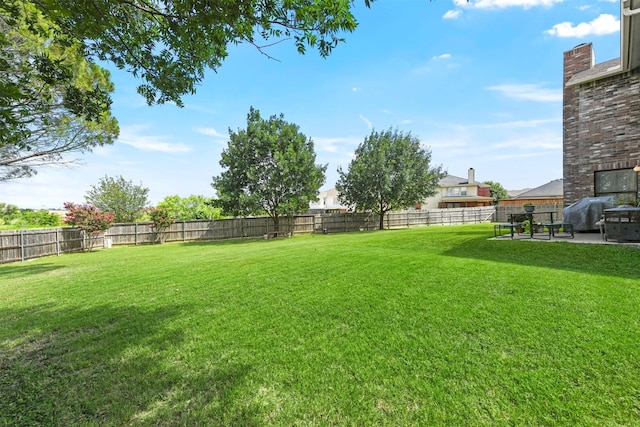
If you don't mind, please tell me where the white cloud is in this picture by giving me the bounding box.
[444,10,462,19]
[195,127,228,138]
[455,0,562,9]
[381,109,393,114]
[411,54,455,75]
[118,125,191,153]
[359,114,373,130]
[352,87,361,92]
[479,118,561,128]
[486,83,562,102]
[313,137,362,153]
[400,119,413,125]
[490,134,561,150]
[545,14,619,38]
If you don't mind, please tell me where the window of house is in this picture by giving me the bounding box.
[594,169,637,200]
[446,187,466,197]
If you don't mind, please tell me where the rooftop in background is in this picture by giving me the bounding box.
[507,188,533,198]
[511,178,563,200]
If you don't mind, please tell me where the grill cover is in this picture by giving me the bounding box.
[562,196,617,231]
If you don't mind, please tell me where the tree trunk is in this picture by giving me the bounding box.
[379,212,385,230]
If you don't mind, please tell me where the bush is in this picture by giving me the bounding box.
[146,207,175,243]
[64,202,115,251]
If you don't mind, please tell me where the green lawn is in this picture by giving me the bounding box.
[1,224,639,426]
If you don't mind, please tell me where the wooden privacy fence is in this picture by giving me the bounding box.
[0,228,85,264]
[495,203,565,223]
[0,207,495,264]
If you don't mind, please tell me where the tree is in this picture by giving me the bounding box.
[85,175,150,223]
[485,181,509,205]
[146,207,175,244]
[157,195,222,221]
[0,203,20,224]
[212,107,326,231]
[4,0,374,107]
[0,203,60,228]
[63,202,114,251]
[336,128,445,230]
[0,3,118,180]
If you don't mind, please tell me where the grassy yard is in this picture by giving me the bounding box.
[1,224,639,426]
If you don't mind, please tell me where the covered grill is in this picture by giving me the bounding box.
[562,196,617,231]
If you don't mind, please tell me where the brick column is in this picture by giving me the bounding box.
[563,44,594,205]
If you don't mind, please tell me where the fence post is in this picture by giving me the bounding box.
[20,230,24,262]
[56,228,60,256]
[182,221,186,242]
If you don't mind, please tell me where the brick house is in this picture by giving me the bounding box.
[562,0,640,205]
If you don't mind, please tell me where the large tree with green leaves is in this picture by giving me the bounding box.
[0,2,118,181]
[336,128,445,230]
[4,0,374,106]
[157,195,222,221]
[212,107,326,230]
[484,180,509,205]
[85,175,150,223]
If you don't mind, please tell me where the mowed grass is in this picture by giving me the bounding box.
[1,224,639,426]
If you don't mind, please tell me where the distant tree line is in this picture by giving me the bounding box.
[0,203,61,228]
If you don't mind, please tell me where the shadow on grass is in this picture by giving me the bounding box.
[442,232,640,281]
[0,303,258,426]
[0,262,66,279]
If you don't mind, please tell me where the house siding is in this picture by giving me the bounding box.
[563,43,640,205]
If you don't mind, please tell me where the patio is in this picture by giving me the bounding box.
[490,228,640,247]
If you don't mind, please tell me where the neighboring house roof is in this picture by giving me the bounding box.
[438,174,489,187]
[512,179,563,199]
[507,188,532,198]
[566,0,640,87]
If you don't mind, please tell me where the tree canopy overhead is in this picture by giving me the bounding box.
[212,107,326,229]
[7,0,374,106]
[336,128,445,230]
[0,2,118,181]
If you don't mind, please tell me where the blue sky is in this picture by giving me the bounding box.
[3,0,623,209]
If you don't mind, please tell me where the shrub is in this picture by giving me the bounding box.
[146,207,175,243]
[64,202,115,251]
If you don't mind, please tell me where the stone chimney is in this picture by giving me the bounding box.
[468,167,475,184]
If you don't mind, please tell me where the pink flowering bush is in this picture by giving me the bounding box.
[146,207,175,243]
[64,202,115,251]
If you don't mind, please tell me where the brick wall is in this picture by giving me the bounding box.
[562,43,640,205]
